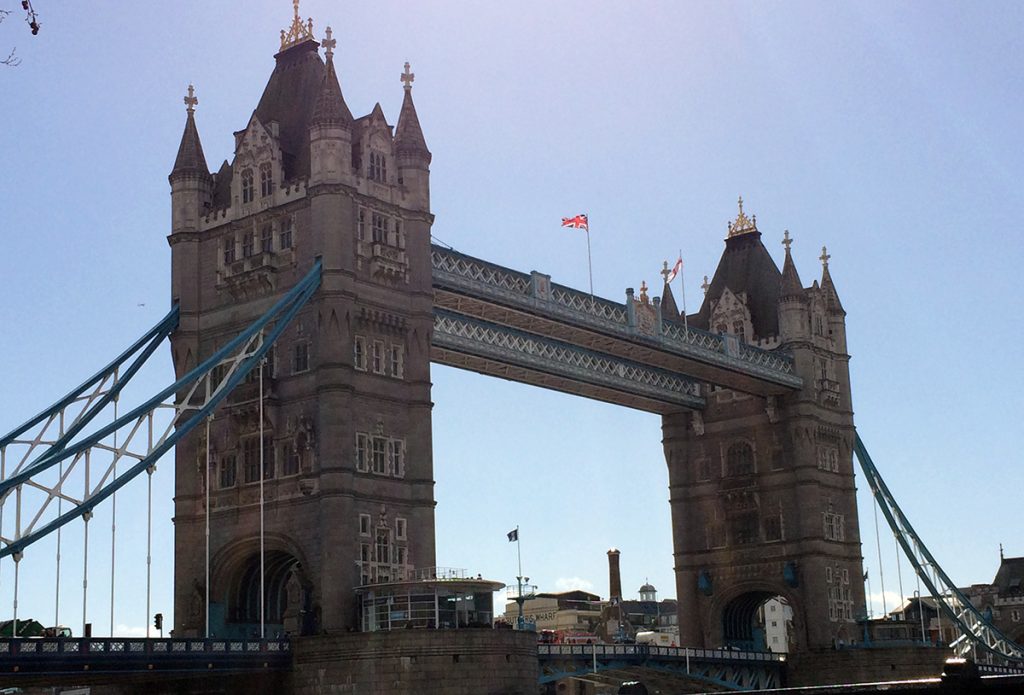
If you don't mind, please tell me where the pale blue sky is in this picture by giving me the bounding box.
[1,1,1022,634]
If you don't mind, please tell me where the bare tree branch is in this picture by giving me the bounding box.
[1,46,19,67]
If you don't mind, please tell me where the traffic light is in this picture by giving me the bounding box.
[154,613,163,632]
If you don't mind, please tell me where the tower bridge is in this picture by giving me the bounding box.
[1,3,1022,693]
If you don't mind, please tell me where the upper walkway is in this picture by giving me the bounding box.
[431,245,801,412]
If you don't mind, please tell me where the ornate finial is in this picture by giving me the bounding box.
[401,61,415,91]
[701,275,710,295]
[1000,543,1005,561]
[782,230,792,253]
[280,0,315,49]
[727,195,758,238]
[322,26,336,60]
[184,84,198,114]
[660,260,671,283]
[639,280,649,304]
[820,245,831,268]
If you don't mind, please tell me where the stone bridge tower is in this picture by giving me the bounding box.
[662,200,866,651]
[167,8,434,636]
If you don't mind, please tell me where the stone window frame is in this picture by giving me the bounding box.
[723,439,756,477]
[371,212,386,243]
[259,223,273,254]
[241,167,255,204]
[242,229,255,258]
[396,517,407,541]
[368,150,387,183]
[242,437,259,484]
[359,513,372,537]
[292,341,310,374]
[219,454,237,489]
[371,340,385,375]
[389,344,404,379]
[355,433,369,473]
[353,335,367,371]
[281,439,300,477]
[388,438,406,478]
[818,445,840,473]
[222,235,236,265]
[371,436,387,474]
[357,208,366,241]
[259,162,273,198]
[822,509,845,542]
[278,216,293,250]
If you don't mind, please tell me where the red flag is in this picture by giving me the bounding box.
[666,256,683,283]
[561,214,589,232]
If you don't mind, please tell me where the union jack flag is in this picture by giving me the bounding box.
[561,213,589,232]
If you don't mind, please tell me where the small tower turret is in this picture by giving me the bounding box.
[819,246,848,354]
[168,84,212,318]
[309,26,353,187]
[169,84,212,235]
[394,62,431,212]
[777,230,808,342]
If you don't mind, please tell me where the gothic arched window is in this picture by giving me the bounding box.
[241,168,254,204]
[725,442,755,477]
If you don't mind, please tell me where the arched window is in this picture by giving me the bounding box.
[259,162,273,197]
[241,168,254,204]
[726,442,755,477]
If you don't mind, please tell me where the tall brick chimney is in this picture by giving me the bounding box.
[607,548,622,602]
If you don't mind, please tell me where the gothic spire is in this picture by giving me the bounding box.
[394,62,431,162]
[170,84,210,181]
[819,245,845,313]
[311,28,353,128]
[779,230,804,299]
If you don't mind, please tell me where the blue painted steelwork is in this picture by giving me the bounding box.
[431,245,800,388]
[0,262,322,559]
[537,643,783,690]
[854,435,1024,663]
[0,305,179,454]
[433,309,704,409]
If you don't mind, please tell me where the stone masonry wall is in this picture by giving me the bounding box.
[290,629,538,695]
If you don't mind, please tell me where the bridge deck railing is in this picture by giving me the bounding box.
[538,643,785,663]
[0,636,290,657]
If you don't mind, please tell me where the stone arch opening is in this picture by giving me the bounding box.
[721,592,794,652]
[211,539,314,639]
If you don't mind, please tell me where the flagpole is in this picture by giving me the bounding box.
[585,216,594,304]
[515,526,524,626]
[679,248,687,329]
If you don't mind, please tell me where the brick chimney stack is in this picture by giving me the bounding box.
[607,548,622,602]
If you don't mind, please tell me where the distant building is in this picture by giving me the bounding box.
[865,553,1024,651]
[505,590,603,633]
[960,553,1024,645]
[759,597,794,652]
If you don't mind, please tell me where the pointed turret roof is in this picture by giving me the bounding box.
[779,231,804,299]
[394,62,431,161]
[819,246,845,314]
[170,85,210,181]
[660,282,682,322]
[311,52,353,127]
[692,200,782,339]
[251,38,324,180]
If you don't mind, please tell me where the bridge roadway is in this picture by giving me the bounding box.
[430,245,801,413]
[4,636,1024,692]
[0,636,290,686]
[538,643,785,690]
